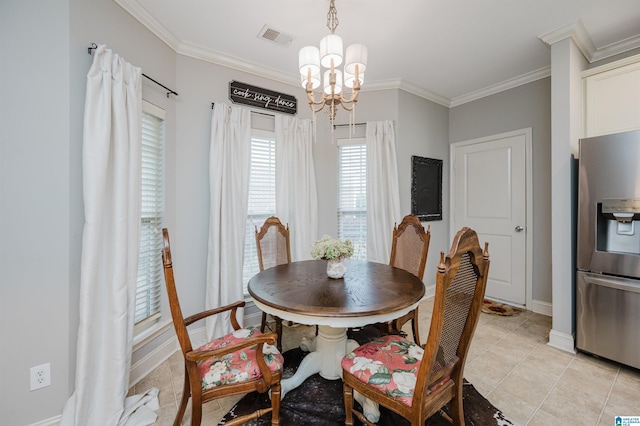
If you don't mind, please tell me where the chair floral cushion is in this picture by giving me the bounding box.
[342,334,426,407]
[196,328,284,391]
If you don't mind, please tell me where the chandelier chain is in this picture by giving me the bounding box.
[326,0,339,34]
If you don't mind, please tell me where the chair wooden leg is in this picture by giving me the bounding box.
[450,382,465,426]
[275,317,283,352]
[190,385,203,426]
[260,312,268,333]
[174,366,190,426]
[343,382,354,426]
[270,381,281,425]
[411,307,421,346]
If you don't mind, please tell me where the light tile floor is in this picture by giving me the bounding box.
[136,297,640,425]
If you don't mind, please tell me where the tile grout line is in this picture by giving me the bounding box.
[596,366,621,425]
[167,355,180,411]
[483,314,554,424]
[525,352,577,425]
[484,317,545,398]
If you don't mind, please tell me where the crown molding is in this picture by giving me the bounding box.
[591,34,640,62]
[538,20,596,61]
[450,66,551,107]
[364,79,451,107]
[398,80,451,107]
[539,19,640,64]
[177,41,301,87]
[114,0,181,51]
[114,1,640,108]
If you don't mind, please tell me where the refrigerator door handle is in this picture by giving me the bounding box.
[583,274,640,294]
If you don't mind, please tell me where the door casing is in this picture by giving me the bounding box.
[450,128,533,308]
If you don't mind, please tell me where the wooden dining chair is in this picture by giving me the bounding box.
[161,228,283,426]
[387,214,431,345]
[255,216,291,351]
[342,227,490,426]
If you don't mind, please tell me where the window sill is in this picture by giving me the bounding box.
[133,319,173,352]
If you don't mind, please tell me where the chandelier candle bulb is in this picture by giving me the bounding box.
[324,69,343,95]
[301,73,321,90]
[344,70,364,89]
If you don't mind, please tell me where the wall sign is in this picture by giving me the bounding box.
[411,156,443,221]
[229,80,297,115]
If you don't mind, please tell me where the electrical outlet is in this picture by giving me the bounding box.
[30,363,51,391]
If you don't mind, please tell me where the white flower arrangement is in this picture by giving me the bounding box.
[311,235,354,260]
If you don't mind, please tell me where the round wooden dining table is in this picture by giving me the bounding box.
[248,259,426,400]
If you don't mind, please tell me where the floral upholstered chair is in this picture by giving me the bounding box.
[342,227,490,426]
[162,228,283,426]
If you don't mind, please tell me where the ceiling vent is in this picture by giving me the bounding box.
[257,24,293,47]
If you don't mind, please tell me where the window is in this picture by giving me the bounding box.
[337,139,367,260]
[242,130,276,294]
[135,101,165,330]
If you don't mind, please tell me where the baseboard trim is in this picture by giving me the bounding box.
[424,283,435,299]
[244,310,263,328]
[530,299,552,316]
[129,334,179,388]
[27,415,61,426]
[129,302,265,389]
[548,329,576,354]
[129,326,208,388]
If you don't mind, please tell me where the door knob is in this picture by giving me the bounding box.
[515,226,524,232]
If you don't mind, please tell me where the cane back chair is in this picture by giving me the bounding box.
[162,228,283,426]
[255,216,291,351]
[388,214,431,345]
[342,227,490,426]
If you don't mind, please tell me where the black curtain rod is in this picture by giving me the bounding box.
[333,122,366,128]
[87,43,178,98]
[211,102,275,118]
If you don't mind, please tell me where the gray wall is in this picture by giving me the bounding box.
[1,1,72,423]
[449,78,552,304]
[398,90,450,285]
[2,0,179,424]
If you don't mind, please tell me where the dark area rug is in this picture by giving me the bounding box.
[219,327,513,425]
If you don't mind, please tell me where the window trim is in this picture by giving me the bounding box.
[242,128,277,295]
[337,137,367,260]
[134,100,166,336]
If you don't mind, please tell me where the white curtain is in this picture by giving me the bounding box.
[275,115,319,260]
[205,103,252,339]
[61,45,158,426]
[366,120,401,263]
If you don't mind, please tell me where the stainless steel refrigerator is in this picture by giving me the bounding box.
[576,129,640,369]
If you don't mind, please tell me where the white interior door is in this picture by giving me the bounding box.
[451,129,529,306]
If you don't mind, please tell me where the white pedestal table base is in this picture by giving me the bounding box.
[279,325,381,422]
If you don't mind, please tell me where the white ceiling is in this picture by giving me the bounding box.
[116,0,640,106]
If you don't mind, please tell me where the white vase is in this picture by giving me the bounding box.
[326,257,350,279]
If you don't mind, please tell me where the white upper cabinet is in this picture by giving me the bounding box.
[583,55,640,137]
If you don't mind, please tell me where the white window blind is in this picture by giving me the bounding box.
[337,139,367,260]
[136,101,165,327]
[242,130,276,294]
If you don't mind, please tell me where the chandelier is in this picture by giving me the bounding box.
[298,0,367,129]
